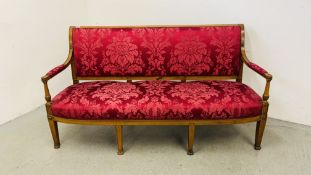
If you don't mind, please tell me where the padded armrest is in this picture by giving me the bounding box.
[41,64,69,102]
[47,64,66,77]
[41,64,68,82]
[241,51,272,101]
[245,61,272,80]
[241,48,272,80]
[41,49,73,83]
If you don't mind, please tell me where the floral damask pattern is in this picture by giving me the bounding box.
[51,82,107,118]
[135,81,173,119]
[51,81,262,120]
[101,31,144,75]
[135,28,171,75]
[72,26,241,76]
[169,82,219,104]
[90,82,141,107]
[169,31,212,75]
[73,29,111,76]
[209,27,241,75]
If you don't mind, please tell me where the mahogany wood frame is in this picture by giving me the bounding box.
[41,24,272,154]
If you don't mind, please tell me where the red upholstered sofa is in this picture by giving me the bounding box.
[41,24,272,155]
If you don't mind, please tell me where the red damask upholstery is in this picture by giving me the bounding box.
[72,26,241,77]
[246,62,268,77]
[46,64,66,77]
[51,81,262,120]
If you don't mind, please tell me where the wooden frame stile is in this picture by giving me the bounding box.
[69,26,79,85]
[236,24,245,83]
[41,24,272,154]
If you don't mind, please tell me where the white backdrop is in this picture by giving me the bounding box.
[0,0,86,124]
[1,0,311,125]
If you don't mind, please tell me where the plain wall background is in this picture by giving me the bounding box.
[1,0,311,125]
[0,0,87,124]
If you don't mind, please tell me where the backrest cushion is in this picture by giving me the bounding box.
[72,26,241,77]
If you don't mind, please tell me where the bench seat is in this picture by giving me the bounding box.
[51,80,262,120]
[41,25,272,154]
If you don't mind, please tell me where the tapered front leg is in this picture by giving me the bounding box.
[115,125,124,155]
[48,119,60,149]
[187,124,195,155]
[255,101,269,150]
[255,118,267,150]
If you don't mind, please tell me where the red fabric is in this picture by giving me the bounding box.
[72,26,241,77]
[46,64,66,77]
[246,62,268,76]
[51,81,262,120]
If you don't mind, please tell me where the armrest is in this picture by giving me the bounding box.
[41,64,68,83]
[241,49,272,101]
[47,64,67,77]
[241,49,272,80]
[42,64,67,80]
[41,49,73,83]
[41,49,72,102]
[245,61,269,78]
[245,61,272,80]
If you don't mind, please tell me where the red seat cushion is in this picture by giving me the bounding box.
[51,81,262,120]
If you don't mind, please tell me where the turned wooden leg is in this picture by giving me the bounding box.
[187,124,195,155]
[48,119,60,149]
[115,125,124,155]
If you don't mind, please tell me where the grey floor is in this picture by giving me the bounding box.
[0,106,310,175]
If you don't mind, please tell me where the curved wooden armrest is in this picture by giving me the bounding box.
[41,49,73,102]
[41,64,68,82]
[245,61,272,81]
[241,49,272,101]
[41,49,73,83]
[241,49,272,81]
